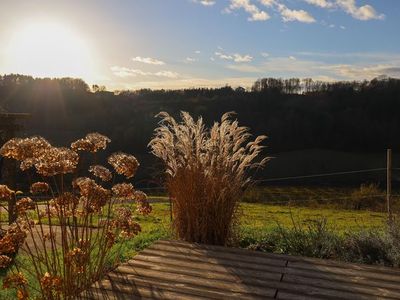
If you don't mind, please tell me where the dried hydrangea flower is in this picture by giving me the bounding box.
[66,247,87,274]
[108,152,139,178]
[112,183,135,198]
[105,231,116,249]
[0,136,51,161]
[34,147,79,176]
[30,182,49,194]
[89,165,112,182]
[0,185,14,200]
[0,255,12,269]
[0,225,27,254]
[71,132,111,153]
[40,272,63,297]
[16,197,35,214]
[2,272,28,289]
[134,191,152,215]
[113,207,141,238]
[73,177,111,212]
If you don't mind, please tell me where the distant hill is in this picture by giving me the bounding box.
[0,74,399,186]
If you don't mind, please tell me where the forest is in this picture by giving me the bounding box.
[0,74,399,186]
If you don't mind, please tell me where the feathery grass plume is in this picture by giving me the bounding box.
[0,133,151,299]
[149,111,269,245]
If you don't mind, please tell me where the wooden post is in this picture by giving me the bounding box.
[387,149,392,216]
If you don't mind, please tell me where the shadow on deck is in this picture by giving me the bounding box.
[80,239,400,299]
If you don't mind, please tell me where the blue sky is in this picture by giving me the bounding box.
[0,0,399,90]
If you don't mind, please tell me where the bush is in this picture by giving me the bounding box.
[149,112,269,245]
[245,215,400,267]
[247,217,343,260]
[0,133,151,299]
[347,183,385,210]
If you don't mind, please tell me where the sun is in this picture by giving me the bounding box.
[5,22,96,81]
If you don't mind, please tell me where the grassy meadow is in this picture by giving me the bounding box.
[0,194,391,299]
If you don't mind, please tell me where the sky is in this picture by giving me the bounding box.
[0,0,399,90]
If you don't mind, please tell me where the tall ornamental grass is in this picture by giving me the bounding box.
[149,111,269,245]
[0,133,151,299]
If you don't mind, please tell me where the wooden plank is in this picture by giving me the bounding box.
[109,264,278,298]
[103,272,270,300]
[120,259,282,283]
[147,243,287,267]
[283,274,400,299]
[140,248,286,274]
[285,266,400,291]
[287,261,400,283]
[276,291,329,300]
[133,253,285,281]
[161,240,400,275]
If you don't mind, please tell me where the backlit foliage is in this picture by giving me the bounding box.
[149,111,269,245]
[0,133,151,299]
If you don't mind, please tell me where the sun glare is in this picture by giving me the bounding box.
[5,22,96,81]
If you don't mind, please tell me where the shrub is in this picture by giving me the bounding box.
[0,133,151,299]
[347,183,384,210]
[149,112,269,245]
[247,217,343,259]
[245,215,400,267]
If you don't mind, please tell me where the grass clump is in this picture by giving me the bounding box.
[149,111,269,245]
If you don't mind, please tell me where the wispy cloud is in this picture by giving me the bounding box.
[233,54,253,62]
[276,3,316,23]
[222,53,400,81]
[215,50,253,62]
[185,57,198,63]
[225,0,270,21]
[111,66,178,78]
[131,56,165,65]
[336,0,384,20]
[305,0,384,21]
[193,0,216,6]
[304,0,334,9]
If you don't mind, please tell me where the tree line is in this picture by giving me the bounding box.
[0,74,399,185]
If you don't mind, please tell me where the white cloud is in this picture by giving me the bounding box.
[111,66,179,78]
[185,57,198,63]
[195,50,201,54]
[304,0,334,8]
[154,71,179,78]
[276,3,316,23]
[233,54,253,62]
[196,0,216,6]
[306,0,384,21]
[215,51,233,60]
[261,52,270,57]
[131,56,165,65]
[227,64,262,72]
[215,50,253,62]
[289,56,296,60]
[258,0,275,6]
[226,0,270,21]
[110,66,138,78]
[336,0,384,20]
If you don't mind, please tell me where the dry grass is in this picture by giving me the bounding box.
[149,111,269,245]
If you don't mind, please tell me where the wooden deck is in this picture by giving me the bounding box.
[80,240,400,299]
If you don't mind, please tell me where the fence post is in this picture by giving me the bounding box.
[387,149,392,216]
